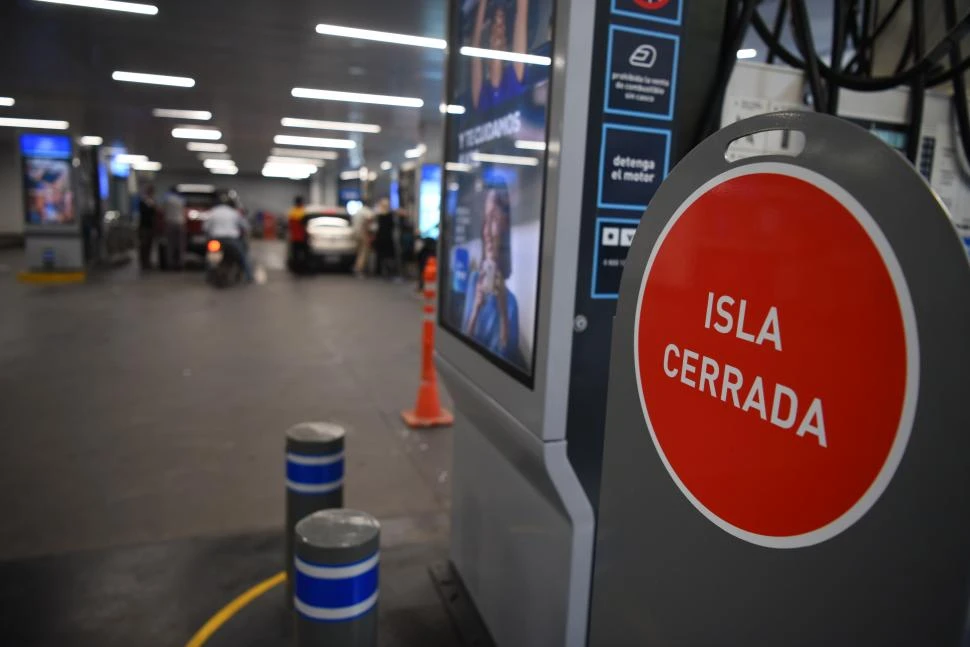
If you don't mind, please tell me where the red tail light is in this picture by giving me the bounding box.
[207,240,221,253]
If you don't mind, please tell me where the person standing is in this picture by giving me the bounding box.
[287,196,307,272]
[137,184,159,270]
[374,197,396,278]
[161,186,186,271]
[352,200,374,277]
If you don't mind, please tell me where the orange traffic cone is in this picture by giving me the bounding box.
[402,257,454,428]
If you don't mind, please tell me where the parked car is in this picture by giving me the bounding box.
[288,205,358,272]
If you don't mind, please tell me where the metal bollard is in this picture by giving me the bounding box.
[294,509,381,646]
[285,422,346,608]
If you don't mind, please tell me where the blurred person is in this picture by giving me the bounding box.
[471,0,529,111]
[466,180,512,351]
[287,195,308,271]
[353,200,374,277]
[137,184,159,270]
[205,190,253,283]
[161,185,186,270]
[374,197,397,278]
[398,209,416,279]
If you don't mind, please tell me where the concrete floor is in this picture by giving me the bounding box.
[0,243,457,645]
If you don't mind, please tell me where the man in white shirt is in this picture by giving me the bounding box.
[204,192,253,282]
[161,186,186,270]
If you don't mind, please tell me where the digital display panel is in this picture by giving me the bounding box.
[419,164,442,239]
[440,0,555,384]
[20,134,75,227]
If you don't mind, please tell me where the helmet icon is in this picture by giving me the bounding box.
[629,44,657,69]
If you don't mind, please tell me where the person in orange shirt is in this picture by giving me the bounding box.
[287,195,308,273]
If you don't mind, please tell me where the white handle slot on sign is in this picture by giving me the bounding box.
[723,128,806,163]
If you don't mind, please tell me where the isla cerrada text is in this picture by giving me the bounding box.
[659,292,828,448]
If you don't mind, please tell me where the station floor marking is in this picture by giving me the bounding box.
[185,571,286,647]
[17,271,86,284]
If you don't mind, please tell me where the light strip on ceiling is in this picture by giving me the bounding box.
[152,108,212,120]
[380,161,392,171]
[314,23,446,49]
[187,142,227,152]
[0,117,69,129]
[132,160,162,171]
[514,140,546,151]
[292,87,423,108]
[197,152,231,160]
[267,156,325,167]
[262,168,312,180]
[79,136,103,146]
[114,154,148,164]
[281,117,380,133]
[459,46,551,66]
[113,71,195,87]
[404,144,427,159]
[439,103,465,115]
[270,147,339,160]
[472,152,539,166]
[445,162,472,172]
[33,0,158,15]
[273,134,356,149]
[173,128,221,140]
[264,162,318,174]
[340,170,359,180]
[177,184,214,192]
[209,168,238,175]
[0,97,14,107]
[203,158,237,169]
[736,48,758,60]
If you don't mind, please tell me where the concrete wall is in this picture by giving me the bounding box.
[0,131,24,237]
[152,171,310,216]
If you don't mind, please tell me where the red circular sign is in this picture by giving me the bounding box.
[635,165,917,547]
[633,0,671,8]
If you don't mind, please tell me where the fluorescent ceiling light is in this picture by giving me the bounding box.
[152,108,212,120]
[132,160,162,171]
[292,87,423,108]
[270,147,339,160]
[736,48,758,59]
[79,135,103,146]
[267,156,324,167]
[273,134,356,149]
[0,117,69,129]
[177,184,215,192]
[187,141,227,152]
[0,97,14,107]
[445,162,472,172]
[339,170,360,180]
[173,128,221,140]
[210,168,238,176]
[197,152,231,160]
[263,166,312,180]
[404,144,427,159]
[203,158,237,169]
[472,152,539,166]
[514,140,546,151]
[114,154,148,164]
[380,161,392,171]
[439,103,466,115]
[113,71,194,87]
[315,23,446,49]
[281,117,380,133]
[264,162,318,174]
[459,46,551,66]
[33,0,158,15]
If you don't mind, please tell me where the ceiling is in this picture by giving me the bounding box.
[0,0,448,175]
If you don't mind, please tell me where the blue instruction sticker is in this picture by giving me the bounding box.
[598,124,671,211]
[611,0,682,25]
[605,25,679,120]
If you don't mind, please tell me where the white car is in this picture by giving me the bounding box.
[301,206,358,271]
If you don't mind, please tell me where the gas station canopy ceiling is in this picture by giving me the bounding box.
[0,0,448,173]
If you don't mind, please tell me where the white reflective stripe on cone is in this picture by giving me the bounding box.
[295,553,380,579]
[286,478,343,494]
[295,590,379,621]
[287,452,344,466]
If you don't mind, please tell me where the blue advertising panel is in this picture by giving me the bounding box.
[21,133,76,227]
[20,133,71,159]
[419,164,441,239]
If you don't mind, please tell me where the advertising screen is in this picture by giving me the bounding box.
[419,164,442,239]
[440,0,555,384]
[20,133,76,227]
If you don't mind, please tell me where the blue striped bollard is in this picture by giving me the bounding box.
[294,509,381,646]
[286,422,346,608]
